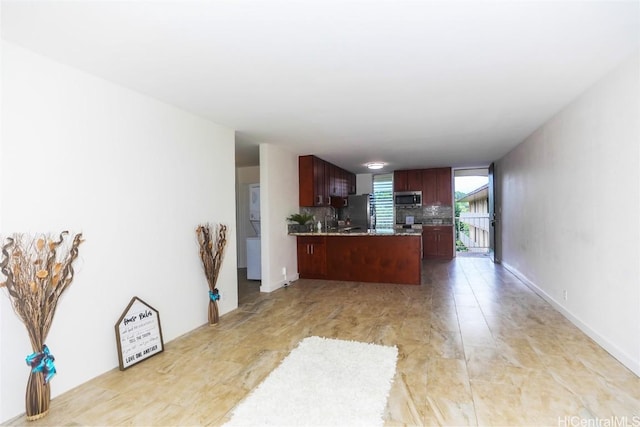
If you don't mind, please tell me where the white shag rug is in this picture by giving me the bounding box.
[224,336,398,427]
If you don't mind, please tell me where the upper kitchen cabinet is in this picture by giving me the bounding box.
[393,169,422,192]
[300,155,324,206]
[328,163,342,197]
[335,167,349,197]
[299,155,356,207]
[348,173,356,194]
[422,167,452,206]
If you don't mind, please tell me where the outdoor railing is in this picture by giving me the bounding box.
[459,212,490,231]
[455,214,490,253]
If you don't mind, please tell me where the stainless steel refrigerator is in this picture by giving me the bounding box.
[346,194,376,230]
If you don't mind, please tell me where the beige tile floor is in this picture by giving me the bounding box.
[5,256,640,426]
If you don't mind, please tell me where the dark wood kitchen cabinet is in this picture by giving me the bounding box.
[317,157,329,205]
[335,167,349,197]
[295,234,421,284]
[393,170,408,192]
[348,173,356,194]
[422,226,454,259]
[297,236,327,279]
[422,167,452,206]
[299,155,327,206]
[393,169,422,192]
[326,235,421,285]
[299,155,356,207]
[329,163,348,197]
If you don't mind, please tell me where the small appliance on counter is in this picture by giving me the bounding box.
[394,215,424,230]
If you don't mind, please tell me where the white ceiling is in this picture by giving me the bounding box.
[2,1,639,174]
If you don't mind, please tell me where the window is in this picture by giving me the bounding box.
[373,173,393,229]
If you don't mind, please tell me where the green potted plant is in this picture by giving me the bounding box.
[286,213,315,233]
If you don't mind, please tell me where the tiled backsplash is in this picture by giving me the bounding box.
[424,205,453,218]
[298,204,454,227]
[300,206,338,227]
[395,207,422,224]
[396,205,453,224]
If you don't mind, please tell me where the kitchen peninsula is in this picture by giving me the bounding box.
[289,229,422,285]
[294,154,456,286]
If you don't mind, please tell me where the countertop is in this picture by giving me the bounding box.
[289,228,422,237]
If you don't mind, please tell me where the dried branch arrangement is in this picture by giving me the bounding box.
[196,223,228,325]
[0,231,83,420]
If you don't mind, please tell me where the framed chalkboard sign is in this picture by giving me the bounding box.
[115,296,164,370]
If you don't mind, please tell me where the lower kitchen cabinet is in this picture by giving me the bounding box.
[422,226,454,259]
[296,234,421,285]
[297,236,327,279]
[326,235,421,285]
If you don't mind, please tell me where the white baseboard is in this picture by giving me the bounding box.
[260,273,300,293]
[502,262,640,377]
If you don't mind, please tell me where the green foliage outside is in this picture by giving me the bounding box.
[455,190,470,234]
[455,191,469,252]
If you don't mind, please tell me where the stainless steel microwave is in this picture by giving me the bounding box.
[394,191,422,207]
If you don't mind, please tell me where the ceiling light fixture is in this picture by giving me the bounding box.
[366,162,385,170]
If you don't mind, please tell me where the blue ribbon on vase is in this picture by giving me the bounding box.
[209,289,220,302]
[25,345,56,384]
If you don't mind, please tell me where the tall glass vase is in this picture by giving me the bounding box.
[25,371,50,421]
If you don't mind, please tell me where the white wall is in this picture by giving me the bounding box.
[496,52,639,376]
[0,42,238,422]
[356,173,373,194]
[259,144,299,292]
[236,166,260,268]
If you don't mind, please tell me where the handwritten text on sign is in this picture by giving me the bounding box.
[116,297,164,370]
